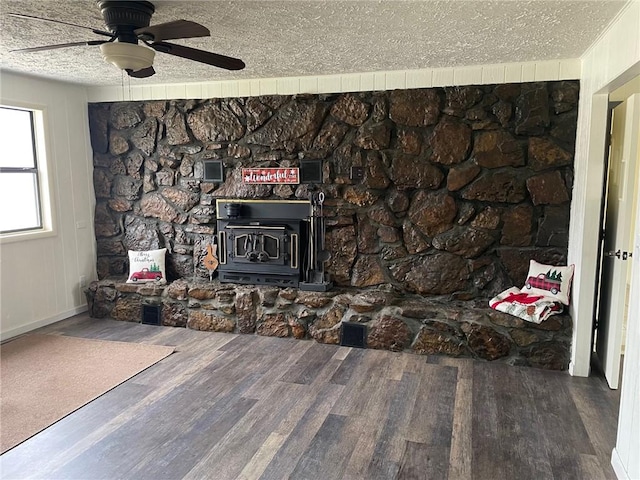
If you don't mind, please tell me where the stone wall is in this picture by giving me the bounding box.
[87,81,578,369]
[89,81,578,299]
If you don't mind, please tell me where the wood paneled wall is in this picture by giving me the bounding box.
[86,59,580,103]
[0,73,96,339]
[572,2,640,477]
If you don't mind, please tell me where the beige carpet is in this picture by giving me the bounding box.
[0,333,174,453]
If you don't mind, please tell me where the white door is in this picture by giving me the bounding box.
[596,94,640,389]
[613,190,640,480]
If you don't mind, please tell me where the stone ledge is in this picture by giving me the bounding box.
[85,278,572,370]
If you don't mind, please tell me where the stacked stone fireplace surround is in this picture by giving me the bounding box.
[86,81,579,370]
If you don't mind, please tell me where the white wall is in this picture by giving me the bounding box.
[0,72,96,339]
[570,1,640,376]
[86,59,580,102]
[568,2,640,478]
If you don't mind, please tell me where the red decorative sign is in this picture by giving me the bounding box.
[242,168,300,184]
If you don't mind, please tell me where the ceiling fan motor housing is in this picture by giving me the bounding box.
[97,1,155,43]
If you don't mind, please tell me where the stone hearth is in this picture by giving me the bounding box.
[86,279,571,370]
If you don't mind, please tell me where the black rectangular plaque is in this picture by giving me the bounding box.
[300,159,323,184]
[203,160,224,182]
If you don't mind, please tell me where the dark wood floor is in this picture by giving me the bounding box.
[0,313,620,480]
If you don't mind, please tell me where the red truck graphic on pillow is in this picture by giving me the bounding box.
[129,267,163,282]
[525,269,562,295]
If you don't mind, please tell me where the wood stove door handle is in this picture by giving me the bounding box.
[218,231,227,265]
[291,233,298,269]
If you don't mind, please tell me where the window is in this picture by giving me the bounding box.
[0,105,52,237]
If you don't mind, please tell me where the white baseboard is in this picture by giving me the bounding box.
[611,447,629,480]
[0,305,88,341]
[569,360,591,377]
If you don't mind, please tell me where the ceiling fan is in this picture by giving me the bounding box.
[8,0,245,78]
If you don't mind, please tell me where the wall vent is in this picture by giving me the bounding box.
[340,322,367,348]
[142,304,162,325]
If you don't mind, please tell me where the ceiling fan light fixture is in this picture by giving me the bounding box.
[100,42,155,72]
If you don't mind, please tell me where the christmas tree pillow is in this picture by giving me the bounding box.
[126,248,167,284]
[520,260,575,305]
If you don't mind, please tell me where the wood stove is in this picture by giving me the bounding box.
[216,199,309,287]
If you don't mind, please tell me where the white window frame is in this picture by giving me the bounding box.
[0,102,56,244]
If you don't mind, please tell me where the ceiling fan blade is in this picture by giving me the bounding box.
[135,20,209,42]
[151,41,245,70]
[11,40,108,53]
[7,13,113,38]
[127,66,156,78]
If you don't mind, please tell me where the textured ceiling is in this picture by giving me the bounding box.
[0,0,629,87]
